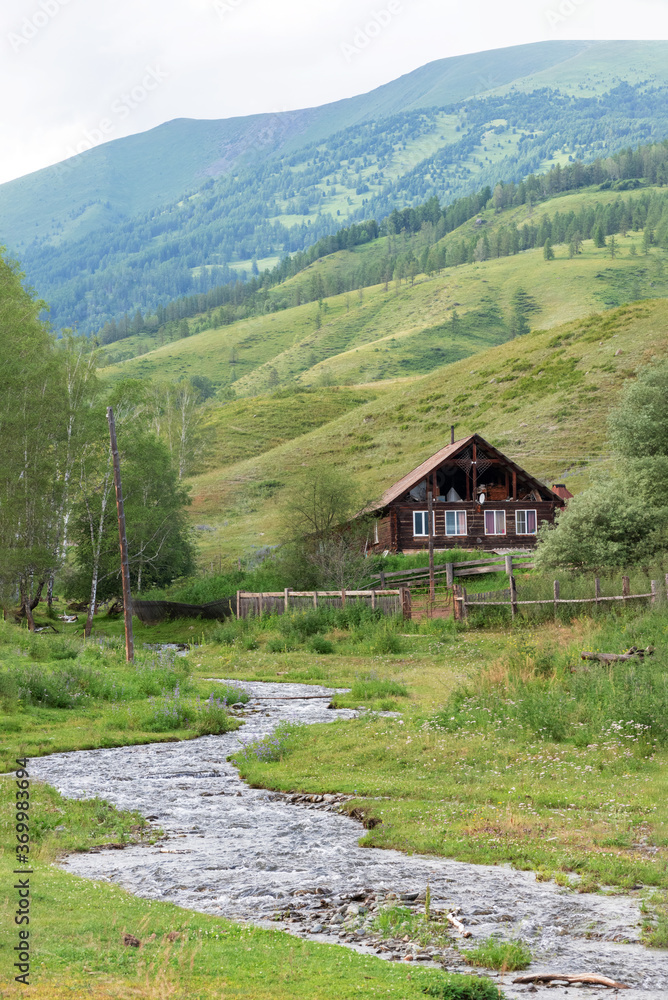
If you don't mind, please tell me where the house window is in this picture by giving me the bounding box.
[413,511,433,536]
[484,510,506,535]
[516,509,537,535]
[445,510,467,536]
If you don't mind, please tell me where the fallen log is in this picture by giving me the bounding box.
[513,973,629,989]
[581,645,654,664]
[446,911,471,937]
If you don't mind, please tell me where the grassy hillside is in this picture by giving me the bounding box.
[100,181,668,393]
[185,299,668,559]
[5,41,668,333]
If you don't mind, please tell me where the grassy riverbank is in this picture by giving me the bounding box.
[2,599,668,996]
[219,606,668,945]
[0,621,247,770]
[0,784,466,1000]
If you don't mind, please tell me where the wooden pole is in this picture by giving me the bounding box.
[107,407,134,663]
[446,562,454,588]
[284,588,290,614]
[510,575,518,619]
[380,570,386,589]
[505,554,513,578]
[595,577,601,607]
[259,592,264,616]
[313,591,318,609]
[622,576,630,601]
[453,584,461,621]
[341,589,346,606]
[400,587,411,621]
[554,580,560,623]
[651,580,658,606]
[236,590,241,620]
[461,586,468,620]
[427,491,435,602]
[371,589,376,610]
[472,442,477,498]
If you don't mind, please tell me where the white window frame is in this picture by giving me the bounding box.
[413,511,434,537]
[516,509,538,535]
[484,510,507,536]
[445,510,468,536]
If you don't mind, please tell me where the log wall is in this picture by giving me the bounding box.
[371,501,559,553]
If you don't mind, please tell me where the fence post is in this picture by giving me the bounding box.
[236,591,241,620]
[400,587,411,621]
[595,577,601,607]
[380,571,386,589]
[510,576,518,619]
[428,491,435,602]
[446,563,454,588]
[622,576,630,601]
[651,580,658,606]
[313,591,318,609]
[553,580,560,623]
[505,554,513,578]
[371,589,376,610]
[284,588,290,614]
[341,589,346,607]
[461,586,468,620]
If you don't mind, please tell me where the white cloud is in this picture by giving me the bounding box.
[1,0,668,184]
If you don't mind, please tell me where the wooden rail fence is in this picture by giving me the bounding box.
[366,553,534,590]
[453,574,668,621]
[236,588,412,620]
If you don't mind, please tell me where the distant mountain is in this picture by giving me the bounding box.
[2,39,668,333]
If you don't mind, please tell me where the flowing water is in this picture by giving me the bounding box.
[32,680,668,999]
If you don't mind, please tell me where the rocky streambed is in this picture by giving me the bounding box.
[31,679,668,999]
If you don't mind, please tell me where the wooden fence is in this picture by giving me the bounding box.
[366,553,534,590]
[454,574,667,621]
[236,588,412,620]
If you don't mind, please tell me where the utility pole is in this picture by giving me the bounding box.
[107,407,134,663]
[427,490,435,603]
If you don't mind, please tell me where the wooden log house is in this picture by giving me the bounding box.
[366,433,570,553]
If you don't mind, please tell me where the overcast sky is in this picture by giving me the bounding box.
[2,0,668,185]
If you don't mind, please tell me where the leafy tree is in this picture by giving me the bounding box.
[537,361,668,570]
[278,465,371,589]
[67,428,195,604]
[0,252,67,627]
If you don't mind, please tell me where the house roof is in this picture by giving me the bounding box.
[368,433,563,512]
[551,483,574,501]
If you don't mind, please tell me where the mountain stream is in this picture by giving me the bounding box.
[31,679,668,999]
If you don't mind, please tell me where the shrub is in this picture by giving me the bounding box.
[193,693,235,736]
[423,974,505,1000]
[372,630,404,654]
[308,635,334,654]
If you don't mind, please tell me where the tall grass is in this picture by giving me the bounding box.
[434,605,668,748]
[463,561,668,627]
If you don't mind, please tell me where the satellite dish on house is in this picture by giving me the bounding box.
[478,492,486,504]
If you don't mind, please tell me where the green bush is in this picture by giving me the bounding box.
[423,973,505,1000]
[308,635,334,654]
[373,629,404,655]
